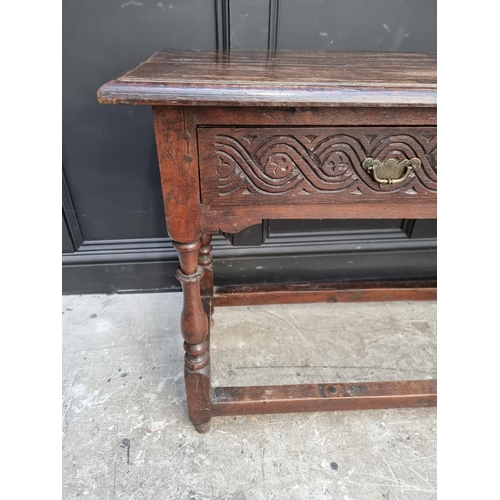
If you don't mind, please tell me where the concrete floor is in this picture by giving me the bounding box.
[62,293,436,500]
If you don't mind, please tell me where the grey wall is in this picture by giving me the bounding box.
[278,0,436,52]
[63,1,217,241]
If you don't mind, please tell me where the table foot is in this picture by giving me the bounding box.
[174,239,212,430]
[194,422,211,434]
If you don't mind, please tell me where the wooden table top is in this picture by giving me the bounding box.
[98,50,437,107]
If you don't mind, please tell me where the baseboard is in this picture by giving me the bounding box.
[62,234,436,295]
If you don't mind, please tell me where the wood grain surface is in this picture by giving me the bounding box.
[201,202,436,234]
[212,380,437,416]
[213,280,437,307]
[152,106,202,242]
[98,50,436,107]
[194,106,437,126]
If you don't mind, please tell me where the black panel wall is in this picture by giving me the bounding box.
[63,0,437,294]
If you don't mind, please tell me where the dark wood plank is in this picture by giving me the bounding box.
[201,203,436,234]
[194,106,437,126]
[98,50,436,107]
[121,51,437,86]
[212,380,437,416]
[213,280,437,307]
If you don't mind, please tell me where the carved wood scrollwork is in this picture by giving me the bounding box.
[197,127,437,203]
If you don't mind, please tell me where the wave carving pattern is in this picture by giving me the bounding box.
[210,130,437,197]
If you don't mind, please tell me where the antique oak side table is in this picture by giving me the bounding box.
[98,50,437,432]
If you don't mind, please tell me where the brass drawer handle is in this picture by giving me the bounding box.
[362,157,421,189]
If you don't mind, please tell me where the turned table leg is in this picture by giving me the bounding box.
[199,234,214,327]
[173,239,212,433]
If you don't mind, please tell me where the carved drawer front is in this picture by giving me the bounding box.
[197,127,437,206]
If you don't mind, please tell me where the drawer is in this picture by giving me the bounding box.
[197,127,437,206]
